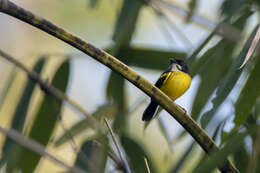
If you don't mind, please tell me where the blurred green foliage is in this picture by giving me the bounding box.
[0,0,260,173]
[73,137,107,173]
[1,58,46,172]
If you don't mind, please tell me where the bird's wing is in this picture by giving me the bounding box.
[154,71,172,89]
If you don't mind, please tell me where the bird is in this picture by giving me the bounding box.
[142,58,191,121]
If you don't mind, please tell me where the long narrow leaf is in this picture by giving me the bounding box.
[191,39,234,120]
[112,0,143,53]
[2,57,46,172]
[88,0,101,8]
[121,135,157,173]
[193,127,255,173]
[18,60,70,173]
[201,24,259,128]
[191,11,252,121]
[117,47,186,70]
[106,72,127,134]
[73,137,107,173]
[169,142,196,173]
[109,0,143,134]
[157,117,173,153]
[233,144,250,173]
[234,56,260,127]
[55,103,117,146]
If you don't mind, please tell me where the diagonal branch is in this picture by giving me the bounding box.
[0,125,86,173]
[0,1,238,172]
[0,50,101,134]
[104,118,130,173]
[0,49,100,132]
[104,119,124,165]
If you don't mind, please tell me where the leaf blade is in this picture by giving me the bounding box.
[18,60,70,173]
[2,57,46,172]
[121,135,157,173]
[234,56,260,127]
[201,24,260,128]
[73,137,107,173]
[55,103,117,146]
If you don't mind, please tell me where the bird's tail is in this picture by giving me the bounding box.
[142,101,158,121]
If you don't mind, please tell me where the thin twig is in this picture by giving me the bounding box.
[152,0,243,42]
[0,49,101,133]
[240,25,260,68]
[58,116,79,152]
[104,118,130,173]
[57,115,95,171]
[151,1,194,51]
[144,157,151,173]
[104,118,124,164]
[152,9,177,49]
[93,139,123,168]
[0,125,86,173]
[152,0,215,29]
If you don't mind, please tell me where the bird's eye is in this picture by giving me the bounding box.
[176,64,182,70]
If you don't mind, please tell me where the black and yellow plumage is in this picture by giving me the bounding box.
[142,58,191,121]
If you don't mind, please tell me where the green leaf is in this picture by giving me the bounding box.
[117,47,187,70]
[73,137,107,172]
[109,0,144,134]
[254,0,260,7]
[244,102,259,141]
[55,103,117,146]
[186,0,198,22]
[121,135,157,173]
[2,57,46,172]
[169,142,196,173]
[187,31,215,67]
[212,119,227,142]
[174,130,187,143]
[106,72,125,101]
[18,60,70,173]
[156,117,173,152]
[221,0,245,17]
[234,57,260,127]
[105,46,186,70]
[233,144,250,173]
[112,0,143,53]
[191,11,252,121]
[220,130,229,144]
[193,127,255,173]
[106,72,127,134]
[190,39,234,121]
[255,98,260,118]
[88,0,100,8]
[201,24,259,128]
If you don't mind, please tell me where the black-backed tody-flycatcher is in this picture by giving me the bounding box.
[142,58,191,121]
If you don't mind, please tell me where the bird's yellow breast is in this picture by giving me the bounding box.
[160,71,191,100]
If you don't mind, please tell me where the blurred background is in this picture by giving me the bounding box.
[0,0,259,173]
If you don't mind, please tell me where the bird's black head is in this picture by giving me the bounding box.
[170,58,190,74]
